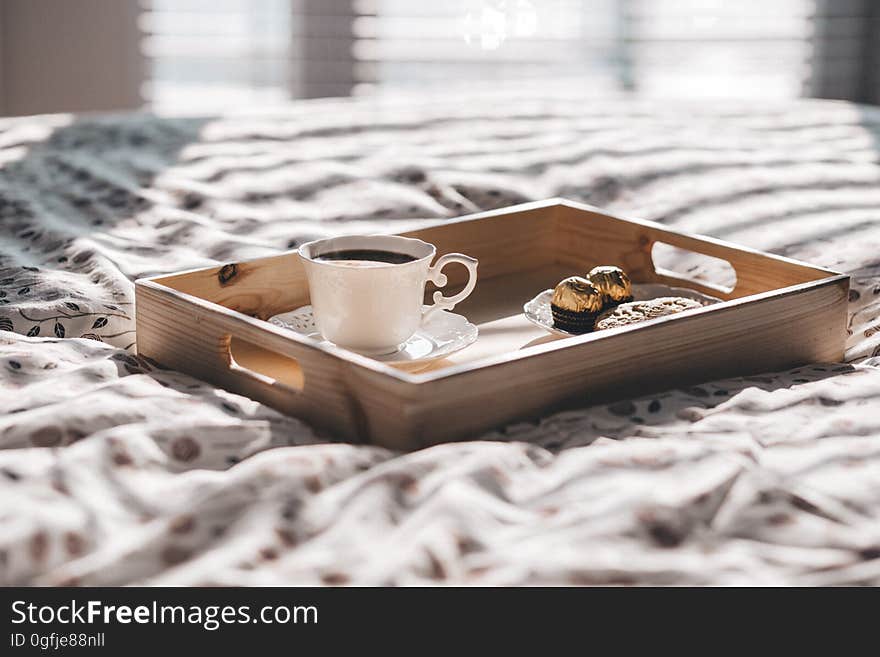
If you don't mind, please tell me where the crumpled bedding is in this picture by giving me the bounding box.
[1,91,879,585]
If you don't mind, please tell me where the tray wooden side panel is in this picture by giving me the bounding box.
[135,280,395,442]
[360,277,849,448]
[554,202,834,300]
[402,203,556,287]
[148,202,558,322]
[152,251,309,319]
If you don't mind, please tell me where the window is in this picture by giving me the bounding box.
[351,0,622,96]
[140,0,873,114]
[141,0,293,114]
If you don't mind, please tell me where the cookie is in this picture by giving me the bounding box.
[594,296,703,330]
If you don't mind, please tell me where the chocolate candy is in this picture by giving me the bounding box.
[550,276,603,333]
[588,265,633,304]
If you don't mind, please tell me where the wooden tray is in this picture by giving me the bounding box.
[135,199,849,450]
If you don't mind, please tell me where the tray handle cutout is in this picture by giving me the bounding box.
[650,241,737,296]
[228,335,305,392]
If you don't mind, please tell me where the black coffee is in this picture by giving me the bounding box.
[315,249,417,265]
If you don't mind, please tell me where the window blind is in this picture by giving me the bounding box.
[350,0,622,96]
[140,0,878,113]
[141,0,293,114]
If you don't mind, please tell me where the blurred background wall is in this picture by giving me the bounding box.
[0,0,878,117]
[0,0,142,115]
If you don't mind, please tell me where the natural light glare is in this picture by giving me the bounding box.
[460,4,508,50]
[459,1,538,50]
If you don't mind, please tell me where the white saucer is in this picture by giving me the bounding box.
[524,283,722,336]
[269,306,478,370]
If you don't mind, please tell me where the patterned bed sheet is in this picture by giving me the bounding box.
[1,91,879,585]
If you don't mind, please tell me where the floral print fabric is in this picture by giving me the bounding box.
[1,91,879,584]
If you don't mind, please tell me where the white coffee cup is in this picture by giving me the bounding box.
[298,235,478,354]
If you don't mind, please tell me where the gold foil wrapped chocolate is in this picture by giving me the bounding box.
[551,276,604,313]
[551,276,603,333]
[588,265,633,304]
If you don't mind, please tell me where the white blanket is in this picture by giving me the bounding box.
[1,91,879,585]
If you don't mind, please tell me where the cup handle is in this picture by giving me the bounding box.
[423,253,478,321]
